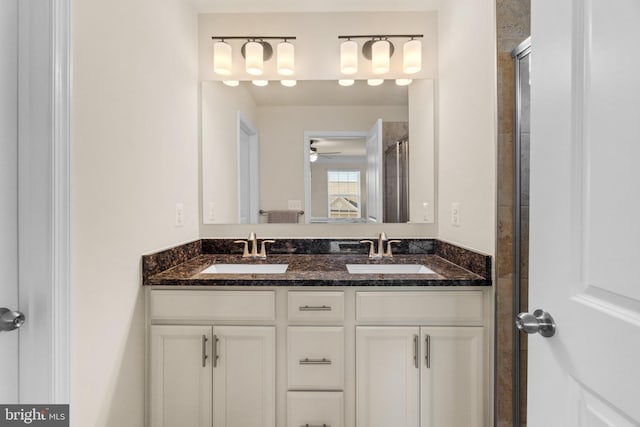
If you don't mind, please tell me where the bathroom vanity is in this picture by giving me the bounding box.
[143,238,492,427]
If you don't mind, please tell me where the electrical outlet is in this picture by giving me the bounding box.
[451,202,461,227]
[208,202,215,222]
[422,202,430,222]
[288,200,302,210]
[175,203,185,227]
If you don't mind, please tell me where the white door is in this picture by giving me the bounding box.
[237,113,259,224]
[213,326,275,427]
[0,0,20,403]
[366,119,383,223]
[149,325,213,427]
[420,327,483,427]
[527,0,640,425]
[356,327,420,427]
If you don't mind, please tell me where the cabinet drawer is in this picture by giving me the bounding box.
[150,290,275,321]
[356,291,484,325]
[288,291,344,322]
[287,391,344,427]
[288,327,344,390]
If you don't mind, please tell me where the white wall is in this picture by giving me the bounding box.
[71,0,199,425]
[258,105,407,212]
[437,0,497,255]
[201,82,257,223]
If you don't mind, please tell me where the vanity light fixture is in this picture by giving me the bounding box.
[338,34,423,76]
[222,80,240,87]
[244,41,264,75]
[371,39,391,74]
[340,39,359,74]
[367,79,384,86]
[211,36,297,77]
[395,78,413,86]
[277,40,295,76]
[403,38,422,74]
[213,41,232,75]
[281,80,297,87]
[252,80,269,87]
[338,79,355,87]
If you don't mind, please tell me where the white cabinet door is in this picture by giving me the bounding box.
[356,327,420,427]
[213,326,275,427]
[150,325,213,427]
[420,327,483,427]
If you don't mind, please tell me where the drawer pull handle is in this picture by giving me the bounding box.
[299,358,332,365]
[299,305,332,312]
[301,424,330,427]
[212,335,220,368]
[425,334,431,369]
[201,335,208,367]
[413,334,419,369]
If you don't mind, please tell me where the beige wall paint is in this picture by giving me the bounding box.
[71,0,199,425]
[437,0,497,255]
[257,105,407,213]
[201,82,257,223]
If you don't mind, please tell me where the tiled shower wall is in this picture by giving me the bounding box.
[495,0,530,426]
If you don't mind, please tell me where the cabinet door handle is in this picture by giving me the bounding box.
[301,424,330,427]
[299,358,332,365]
[201,335,208,367]
[212,335,220,368]
[413,334,419,369]
[425,334,431,369]
[299,305,332,311]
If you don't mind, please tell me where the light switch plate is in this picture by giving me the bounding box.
[288,200,302,210]
[451,202,461,227]
[175,203,185,227]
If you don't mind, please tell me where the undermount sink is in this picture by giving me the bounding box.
[201,264,289,274]
[346,264,435,274]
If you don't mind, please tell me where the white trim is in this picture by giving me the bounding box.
[237,112,259,224]
[51,0,71,404]
[17,0,71,404]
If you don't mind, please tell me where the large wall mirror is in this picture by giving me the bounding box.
[201,79,435,225]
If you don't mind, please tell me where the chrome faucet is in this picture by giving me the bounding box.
[360,233,401,258]
[234,232,275,259]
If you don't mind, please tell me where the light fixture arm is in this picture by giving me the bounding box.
[211,36,297,41]
[337,34,423,40]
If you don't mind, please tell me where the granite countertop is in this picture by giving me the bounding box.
[144,240,492,287]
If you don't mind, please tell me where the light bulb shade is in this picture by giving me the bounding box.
[395,78,413,86]
[245,41,264,75]
[252,79,269,87]
[367,79,384,86]
[281,79,297,87]
[309,151,318,162]
[340,40,358,75]
[213,42,232,75]
[372,40,391,74]
[277,42,295,76]
[338,79,355,87]
[403,39,422,74]
[222,80,240,87]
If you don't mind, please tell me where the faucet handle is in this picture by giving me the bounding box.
[258,240,276,259]
[248,231,257,240]
[360,240,375,258]
[233,240,250,258]
[385,240,402,257]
